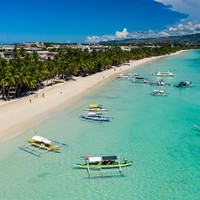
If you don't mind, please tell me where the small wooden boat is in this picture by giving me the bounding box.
[131,76,148,84]
[73,155,133,169]
[117,73,139,79]
[174,81,193,88]
[27,136,61,151]
[149,79,170,86]
[87,104,107,111]
[19,135,63,157]
[117,74,129,79]
[80,112,112,122]
[151,90,168,96]
[153,71,174,77]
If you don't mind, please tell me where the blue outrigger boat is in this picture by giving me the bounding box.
[80,112,112,122]
[174,81,193,88]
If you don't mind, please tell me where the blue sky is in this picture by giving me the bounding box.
[0,0,199,43]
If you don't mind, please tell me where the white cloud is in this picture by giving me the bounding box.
[86,22,200,43]
[115,28,129,38]
[154,0,200,23]
[86,28,130,43]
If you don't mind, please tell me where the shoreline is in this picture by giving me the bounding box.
[0,51,184,142]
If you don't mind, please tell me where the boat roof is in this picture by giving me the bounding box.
[86,155,118,162]
[89,104,103,108]
[88,156,102,162]
[156,71,173,74]
[88,112,98,115]
[32,135,52,144]
[102,155,118,161]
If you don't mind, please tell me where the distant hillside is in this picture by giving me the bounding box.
[100,33,200,46]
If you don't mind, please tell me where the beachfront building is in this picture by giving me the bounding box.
[88,45,110,52]
[0,52,4,58]
[120,46,139,51]
[3,51,15,60]
[0,45,15,52]
[35,51,56,60]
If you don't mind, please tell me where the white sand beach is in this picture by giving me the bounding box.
[0,52,182,142]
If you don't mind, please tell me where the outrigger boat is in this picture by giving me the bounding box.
[117,74,129,79]
[174,81,193,88]
[117,73,139,79]
[87,104,107,111]
[131,76,148,84]
[19,135,66,157]
[153,71,174,77]
[151,90,168,96]
[73,155,132,178]
[149,79,170,86]
[73,155,132,169]
[80,112,112,122]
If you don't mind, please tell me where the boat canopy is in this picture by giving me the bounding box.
[88,112,97,116]
[102,155,118,161]
[89,104,103,108]
[32,136,52,144]
[85,155,118,162]
[98,104,103,108]
[88,156,102,163]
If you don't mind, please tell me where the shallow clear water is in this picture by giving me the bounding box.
[0,50,200,200]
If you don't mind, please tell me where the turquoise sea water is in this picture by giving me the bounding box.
[0,50,200,200]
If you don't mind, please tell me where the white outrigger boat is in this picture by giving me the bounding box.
[73,155,132,178]
[19,135,66,157]
[117,74,129,79]
[80,112,112,122]
[153,71,174,77]
[131,76,148,84]
[151,90,168,96]
[87,104,107,111]
[149,79,170,86]
[117,73,139,79]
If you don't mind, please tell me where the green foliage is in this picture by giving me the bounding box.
[0,46,184,101]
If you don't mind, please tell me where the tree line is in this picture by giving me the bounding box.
[0,45,182,101]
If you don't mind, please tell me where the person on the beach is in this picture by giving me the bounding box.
[29,99,31,103]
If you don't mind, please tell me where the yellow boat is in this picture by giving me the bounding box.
[19,135,63,157]
[87,104,107,111]
[27,135,61,151]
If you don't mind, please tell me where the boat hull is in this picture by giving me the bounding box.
[73,161,133,169]
[80,116,111,122]
[27,138,60,152]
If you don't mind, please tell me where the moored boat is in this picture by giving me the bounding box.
[128,72,140,78]
[149,79,170,86]
[19,135,64,157]
[117,72,139,79]
[80,112,112,122]
[73,155,132,169]
[87,104,107,111]
[117,74,129,79]
[153,71,174,77]
[131,76,148,84]
[174,81,193,88]
[151,89,167,96]
[27,135,61,151]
